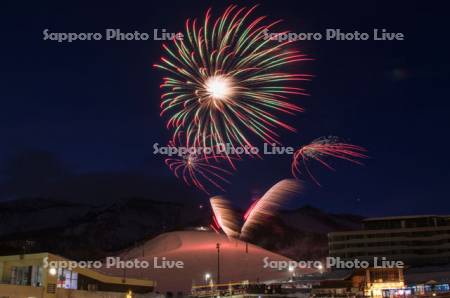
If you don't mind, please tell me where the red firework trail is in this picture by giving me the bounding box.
[291,136,368,186]
[243,199,259,221]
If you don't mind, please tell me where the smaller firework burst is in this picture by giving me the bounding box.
[164,131,238,194]
[165,152,233,195]
[291,136,368,186]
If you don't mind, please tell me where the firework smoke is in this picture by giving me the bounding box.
[210,196,241,238]
[240,179,303,240]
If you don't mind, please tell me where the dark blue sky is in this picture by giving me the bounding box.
[1,0,449,216]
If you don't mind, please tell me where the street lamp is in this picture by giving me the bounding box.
[288,265,296,279]
[205,273,211,284]
[317,264,324,274]
[216,243,221,284]
[49,267,57,276]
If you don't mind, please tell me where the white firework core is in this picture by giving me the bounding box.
[205,76,233,100]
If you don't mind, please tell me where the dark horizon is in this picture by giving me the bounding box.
[1,0,449,217]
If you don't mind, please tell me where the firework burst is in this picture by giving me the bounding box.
[165,153,233,195]
[154,5,311,155]
[164,131,235,194]
[291,136,368,186]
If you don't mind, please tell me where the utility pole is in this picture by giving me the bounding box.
[216,243,221,284]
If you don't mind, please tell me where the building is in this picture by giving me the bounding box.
[328,215,450,265]
[293,270,359,297]
[191,280,283,297]
[364,267,405,297]
[402,264,450,297]
[292,268,404,298]
[0,252,155,298]
[190,268,405,298]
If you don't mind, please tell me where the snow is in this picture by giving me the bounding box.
[99,230,314,293]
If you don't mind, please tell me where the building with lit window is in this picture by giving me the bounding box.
[364,267,405,297]
[328,215,450,265]
[0,252,155,298]
[189,268,405,298]
[290,268,404,298]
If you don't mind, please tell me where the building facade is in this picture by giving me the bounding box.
[0,252,155,298]
[190,268,405,298]
[328,215,450,265]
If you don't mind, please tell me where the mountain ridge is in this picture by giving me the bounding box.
[0,197,363,260]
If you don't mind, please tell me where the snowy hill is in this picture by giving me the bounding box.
[99,230,311,293]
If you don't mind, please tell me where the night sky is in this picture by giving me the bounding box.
[1,1,449,216]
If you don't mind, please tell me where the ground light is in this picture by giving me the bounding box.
[48,267,57,276]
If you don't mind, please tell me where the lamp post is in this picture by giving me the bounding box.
[288,265,295,279]
[216,243,221,285]
[318,263,324,275]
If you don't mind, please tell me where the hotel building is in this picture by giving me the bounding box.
[328,215,450,265]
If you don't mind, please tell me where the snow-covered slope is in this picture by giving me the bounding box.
[99,231,312,293]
